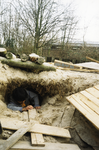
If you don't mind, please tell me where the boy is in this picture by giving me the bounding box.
[7,87,41,112]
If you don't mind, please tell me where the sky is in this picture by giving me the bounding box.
[58,0,99,43]
[1,0,99,43]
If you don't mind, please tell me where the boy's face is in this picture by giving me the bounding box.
[18,100,26,107]
[18,100,25,104]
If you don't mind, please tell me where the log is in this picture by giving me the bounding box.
[0,56,56,72]
[29,53,39,62]
[36,57,45,65]
[0,48,7,56]
[0,123,32,150]
[5,52,16,59]
[20,54,29,62]
[29,53,45,65]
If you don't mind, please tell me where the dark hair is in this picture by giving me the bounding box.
[12,87,27,102]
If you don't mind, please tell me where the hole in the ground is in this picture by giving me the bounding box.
[4,78,74,107]
[0,70,99,150]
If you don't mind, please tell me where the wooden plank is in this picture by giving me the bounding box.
[28,109,38,121]
[30,133,37,145]
[80,90,99,107]
[0,140,81,150]
[0,123,32,150]
[71,94,99,120]
[29,124,71,138]
[30,131,45,146]
[54,59,82,69]
[35,133,45,146]
[66,96,99,129]
[86,87,99,98]
[28,109,45,146]
[1,118,71,138]
[78,92,99,115]
[86,56,99,63]
[22,111,28,122]
[56,67,99,73]
[94,84,99,91]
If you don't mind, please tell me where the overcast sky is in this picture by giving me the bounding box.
[58,0,99,43]
[1,0,99,43]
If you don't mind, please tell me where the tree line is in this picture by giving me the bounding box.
[0,0,78,55]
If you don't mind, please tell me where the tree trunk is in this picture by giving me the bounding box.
[0,56,56,73]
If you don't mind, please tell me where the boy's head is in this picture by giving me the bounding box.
[12,87,27,102]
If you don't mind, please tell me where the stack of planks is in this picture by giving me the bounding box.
[66,85,99,130]
[0,109,81,150]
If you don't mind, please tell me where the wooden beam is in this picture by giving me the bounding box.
[0,123,32,150]
[0,140,81,150]
[54,59,82,69]
[56,66,99,73]
[28,109,45,146]
[86,56,99,63]
[1,118,71,138]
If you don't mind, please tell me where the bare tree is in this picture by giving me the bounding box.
[61,6,78,51]
[0,0,9,45]
[16,0,61,54]
[0,0,78,55]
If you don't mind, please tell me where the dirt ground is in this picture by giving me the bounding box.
[0,62,99,150]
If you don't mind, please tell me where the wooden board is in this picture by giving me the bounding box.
[73,93,99,115]
[86,56,99,63]
[94,84,99,90]
[28,110,45,146]
[0,140,81,150]
[54,60,82,69]
[80,90,99,107]
[0,118,71,138]
[66,85,99,130]
[22,111,28,121]
[0,123,31,150]
[56,66,99,73]
[85,87,99,98]
[31,133,45,146]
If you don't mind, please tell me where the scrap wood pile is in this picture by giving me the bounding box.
[0,48,56,73]
[66,84,99,149]
[54,56,99,73]
[0,109,81,150]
